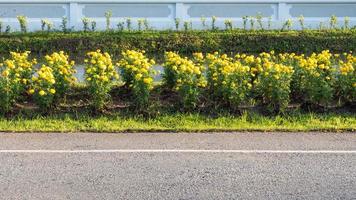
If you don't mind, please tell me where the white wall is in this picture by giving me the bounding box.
[0,0,355,31]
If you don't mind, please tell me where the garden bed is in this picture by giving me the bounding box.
[1,83,355,132]
[0,30,355,132]
[0,50,354,112]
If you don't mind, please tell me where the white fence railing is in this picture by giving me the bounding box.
[0,0,355,31]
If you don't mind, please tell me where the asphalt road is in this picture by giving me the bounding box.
[0,132,355,200]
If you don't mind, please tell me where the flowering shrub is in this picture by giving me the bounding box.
[205,52,251,108]
[0,51,36,113]
[254,60,294,112]
[3,51,36,92]
[44,51,76,101]
[29,65,56,109]
[117,50,155,109]
[163,52,207,109]
[84,50,118,111]
[336,53,356,103]
[0,66,21,114]
[295,50,335,106]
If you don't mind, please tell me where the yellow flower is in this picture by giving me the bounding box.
[49,88,56,94]
[39,90,46,96]
[102,76,109,82]
[28,89,35,94]
[135,73,143,80]
[2,70,9,77]
[143,77,152,84]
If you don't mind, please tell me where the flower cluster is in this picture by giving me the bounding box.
[336,53,355,102]
[0,51,36,113]
[29,65,56,109]
[232,51,294,111]
[3,51,37,90]
[84,50,118,110]
[163,52,207,109]
[205,52,251,108]
[44,51,76,100]
[117,50,155,109]
[255,60,294,111]
[294,50,335,106]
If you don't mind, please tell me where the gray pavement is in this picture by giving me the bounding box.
[0,132,355,200]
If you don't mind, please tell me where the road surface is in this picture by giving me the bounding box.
[0,132,355,200]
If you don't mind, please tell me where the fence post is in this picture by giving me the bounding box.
[69,2,80,30]
[175,3,186,20]
[278,2,290,21]
[277,2,290,28]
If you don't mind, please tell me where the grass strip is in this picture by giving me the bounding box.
[0,112,354,133]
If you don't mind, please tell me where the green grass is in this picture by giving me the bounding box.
[0,112,354,133]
